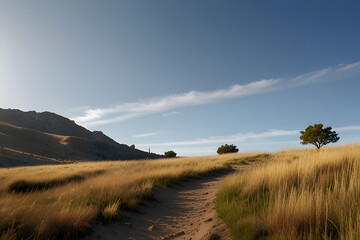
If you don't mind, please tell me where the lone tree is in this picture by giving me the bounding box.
[300,123,340,149]
[164,150,177,158]
[217,144,239,155]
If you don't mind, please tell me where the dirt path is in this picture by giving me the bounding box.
[85,165,247,240]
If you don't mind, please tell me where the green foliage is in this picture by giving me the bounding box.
[217,144,239,155]
[300,123,340,149]
[164,150,177,158]
[129,144,135,149]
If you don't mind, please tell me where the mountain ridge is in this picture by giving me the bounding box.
[0,108,121,147]
[0,108,161,167]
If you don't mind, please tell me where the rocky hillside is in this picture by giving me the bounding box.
[0,108,160,167]
[0,108,119,146]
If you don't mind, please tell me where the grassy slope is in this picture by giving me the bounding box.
[0,121,96,166]
[0,152,258,240]
[0,121,160,168]
[216,144,360,240]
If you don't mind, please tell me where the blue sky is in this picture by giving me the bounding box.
[1,0,360,156]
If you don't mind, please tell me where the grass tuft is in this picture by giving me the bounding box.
[102,200,121,223]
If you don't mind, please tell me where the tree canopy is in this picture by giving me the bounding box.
[217,144,239,155]
[300,123,340,149]
[164,150,177,158]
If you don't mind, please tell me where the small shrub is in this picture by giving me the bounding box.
[164,150,177,158]
[217,144,239,155]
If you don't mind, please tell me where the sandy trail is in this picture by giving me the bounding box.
[86,165,247,240]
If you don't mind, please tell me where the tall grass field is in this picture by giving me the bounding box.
[216,144,360,240]
[0,153,255,240]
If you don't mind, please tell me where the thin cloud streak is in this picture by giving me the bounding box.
[288,61,360,86]
[72,61,360,127]
[73,79,279,126]
[162,111,179,117]
[132,132,158,138]
[138,129,300,147]
[334,126,360,132]
[137,125,360,147]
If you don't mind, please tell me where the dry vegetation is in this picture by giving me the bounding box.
[216,144,360,240]
[0,153,256,240]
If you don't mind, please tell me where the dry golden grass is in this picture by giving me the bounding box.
[0,152,258,239]
[102,200,121,223]
[216,144,360,240]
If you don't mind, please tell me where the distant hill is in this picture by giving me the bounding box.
[0,108,121,147]
[0,108,160,167]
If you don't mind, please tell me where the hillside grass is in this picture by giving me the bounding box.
[0,152,261,240]
[216,144,360,240]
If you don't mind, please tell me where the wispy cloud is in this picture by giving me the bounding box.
[289,61,360,86]
[334,125,360,132]
[162,111,180,117]
[72,61,360,127]
[337,62,360,72]
[132,132,158,138]
[73,79,279,126]
[137,129,299,147]
[137,125,360,148]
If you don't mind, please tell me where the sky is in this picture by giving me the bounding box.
[1,0,360,156]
